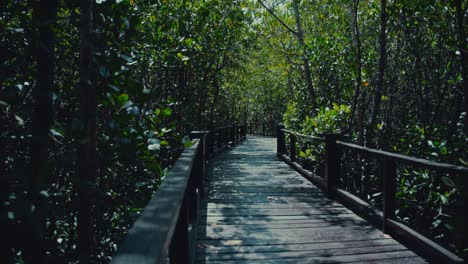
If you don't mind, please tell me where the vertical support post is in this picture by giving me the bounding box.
[223,127,228,147]
[190,131,206,197]
[235,123,239,144]
[169,196,190,264]
[324,134,341,197]
[381,159,396,233]
[240,123,243,141]
[206,131,213,160]
[457,173,468,261]
[216,129,221,150]
[290,133,296,162]
[277,124,285,156]
[231,124,236,145]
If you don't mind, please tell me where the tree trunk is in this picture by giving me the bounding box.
[348,0,364,145]
[367,0,387,147]
[25,1,57,262]
[77,1,97,263]
[292,0,317,112]
[454,0,468,132]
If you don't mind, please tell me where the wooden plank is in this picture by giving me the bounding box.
[198,244,410,261]
[206,186,319,194]
[199,221,367,231]
[202,201,343,210]
[198,222,376,238]
[196,255,427,264]
[197,237,399,254]
[201,207,352,216]
[199,226,384,241]
[199,214,360,225]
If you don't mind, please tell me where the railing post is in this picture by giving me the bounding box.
[232,123,239,145]
[457,177,468,261]
[223,127,227,147]
[169,195,189,264]
[290,133,296,162]
[190,131,207,197]
[239,124,243,141]
[324,134,341,197]
[381,159,396,233]
[207,130,213,160]
[216,129,221,151]
[277,124,285,157]
[225,126,229,146]
[231,123,236,145]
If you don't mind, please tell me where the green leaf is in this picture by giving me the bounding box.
[99,66,110,77]
[441,176,456,188]
[427,140,435,148]
[118,94,129,104]
[162,108,172,117]
[148,142,160,151]
[440,147,447,155]
[119,101,133,111]
[50,128,64,138]
[8,211,14,220]
[15,115,25,126]
[439,194,448,205]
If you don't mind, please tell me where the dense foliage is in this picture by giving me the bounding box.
[1,0,251,262]
[1,0,467,262]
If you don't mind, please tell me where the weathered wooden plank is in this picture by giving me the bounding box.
[197,237,398,254]
[206,192,327,200]
[198,244,410,261]
[202,201,343,210]
[196,255,427,264]
[203,196,333,204]
[198,225,383,241]
[206,186,319,194]
[201,207,353,217]
[199,214,359,225]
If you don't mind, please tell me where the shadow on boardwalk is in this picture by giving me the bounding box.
[196,136,427,264]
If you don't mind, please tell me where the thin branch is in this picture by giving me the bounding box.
[258,0,298,36]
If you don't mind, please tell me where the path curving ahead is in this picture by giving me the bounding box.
[196,136,427,264]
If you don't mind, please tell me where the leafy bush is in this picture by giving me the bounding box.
[301,103,351,135]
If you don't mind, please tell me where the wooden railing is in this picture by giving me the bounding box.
[112,123,247,264]
[247,122,276,137]
[277,124,467,264]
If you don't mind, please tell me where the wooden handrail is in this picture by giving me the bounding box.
[112,140,201,264]
[336,140,468,174]
[112,123,247,264]
[276,124,466,263]
[281,128,325,142]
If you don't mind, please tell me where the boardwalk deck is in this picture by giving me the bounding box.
[196,136,427,264]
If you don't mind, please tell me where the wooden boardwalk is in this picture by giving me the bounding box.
[196,136,427,264]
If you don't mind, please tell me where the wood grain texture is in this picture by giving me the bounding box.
[196,136,427,264]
